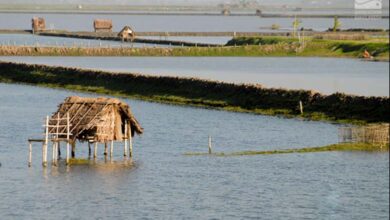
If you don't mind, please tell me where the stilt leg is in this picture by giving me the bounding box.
[94,142,97,158]
[88,142,91,158]
[58,142,61,158]
[66,142,70,165]
[42,143,47,167]
[71,141,76,158]
[52,142,56,166]
[104,142,108,155]
[110,140,114,157]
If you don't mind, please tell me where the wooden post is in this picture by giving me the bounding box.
[208,135,212,154]
[42,116,49,167]
[52,142,56,166]
[66,113,70,165]
[124,121,128,157]
[88,142,91,157]
[58,142,61,158]
[128,124,133,158]
[28,142,32,167]
[94,142,97,158]
[110,140,114,157]
[104,142,108,155]
[71,141,76,158]
[299,100,304,115]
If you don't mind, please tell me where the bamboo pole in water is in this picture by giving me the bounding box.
[94,142,97,158]
[299,101,304,115]
[28,141,32,167]
[110,140,114,157]
[66,113,70,165]
[128,124,133,158]
[88,142,91,157]
[208,136,212,154]
[104,142,108,156]
[124,121,128,157]
[42,116,49,167]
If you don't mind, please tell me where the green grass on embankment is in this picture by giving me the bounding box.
[0,61,388,124]
[0,36,388,60]
[184,143,390,157]
[225,36,389,60]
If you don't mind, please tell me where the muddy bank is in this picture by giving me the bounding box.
[0,61,388,123]
[38,32,219,47]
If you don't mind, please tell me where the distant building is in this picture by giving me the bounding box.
[31,17,45,34]
[118,26,135,42]
[93,19,113,32]
[256,9,262,16]
[221,8,231,16]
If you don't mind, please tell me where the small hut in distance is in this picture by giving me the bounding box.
[93,19,113,32]
[32,17,46,34]
[118,26,135,42]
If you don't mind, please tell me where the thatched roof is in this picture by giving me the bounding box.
[118,26,135,38]
[93,19,113,30]
[32,17,46,31]
[49,96,143,143]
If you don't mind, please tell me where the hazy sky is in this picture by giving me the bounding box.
[1,0,388,8]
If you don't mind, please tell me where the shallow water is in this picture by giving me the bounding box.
[0,33,171,48]
[0,56,388,97]
[0,83,388,219]
[0,13,388,32]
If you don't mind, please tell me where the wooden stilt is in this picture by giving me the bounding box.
[71,141,76,158]
[128,124,133,158]
[58,142,61,158]
[94,142,97,158]
[66,141,70,165]
[42,116,49,167]
[52,142,56,166]
[104,142,108,155]
[110,140,114,157]
[66,113,70,165]
[28,142,32,167]
[208,135,212,154]
[124,121,128,157]
[299,100,304,115]
[88,142,91,157]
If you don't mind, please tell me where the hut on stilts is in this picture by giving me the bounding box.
[27,96,143,167]
[118,26,135,42]
[31,17,46,34]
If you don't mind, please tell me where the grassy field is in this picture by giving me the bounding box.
[1,61,389,124]
[184,143,389,157]
[0,35,388,60]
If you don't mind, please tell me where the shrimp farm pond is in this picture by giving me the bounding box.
[0,83,389,219]
[0,5,389,220]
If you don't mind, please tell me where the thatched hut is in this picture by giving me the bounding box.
[28,96,143,167]
[221,8,231,15]
[49,96,143,143]
[118,26,135,42]
[93,19,113,32]
[32,17,46,34]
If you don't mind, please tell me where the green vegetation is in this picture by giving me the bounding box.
[333,16,341,32]
[184,143,389,157]
[1,35,388,60]
[68,158,90,165]
[226,36,389,60]
[0,62,388,124]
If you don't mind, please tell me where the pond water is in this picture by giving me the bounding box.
[0,12,388,32]
[0,34,171,48]
[0,56,388,97]
[0,83,388,219]
[141,36,232,45]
